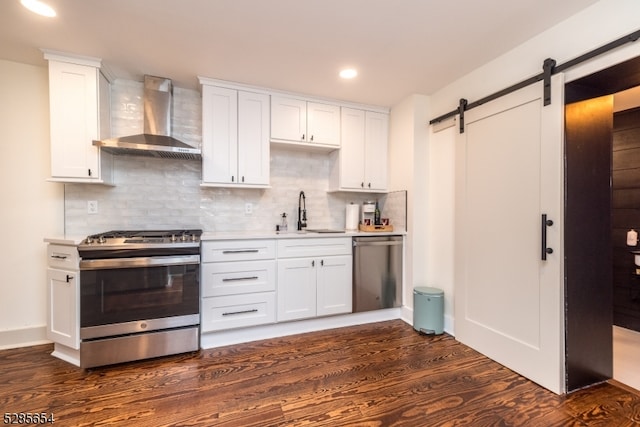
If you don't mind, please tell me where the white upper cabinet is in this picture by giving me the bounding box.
[271,96,340,148]
[307,102,341,146]
[44,52,113,184]
[201,83,270,187]
[364,111,389,191]
[330,108,389,192]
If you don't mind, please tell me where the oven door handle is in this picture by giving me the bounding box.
[80,255,200,270]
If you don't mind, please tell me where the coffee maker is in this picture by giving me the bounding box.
[362,201,376,225]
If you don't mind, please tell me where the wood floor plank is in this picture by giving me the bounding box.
[2,320,640,426]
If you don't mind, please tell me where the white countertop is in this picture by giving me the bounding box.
[200,229,406,241]
[44,229,406,246]
[43,236,85,246]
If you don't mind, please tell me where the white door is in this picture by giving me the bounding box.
[47,268,79,349]
[201,85,237,184]
[277,258,317,321]
[317,255,352,316]
[271,96,306,142]
[454,75,565,394]
[307,102,340,146]
[364,111,389,191]
[48,61,99,179]
[340,107,366,189]
[238,91,269,185]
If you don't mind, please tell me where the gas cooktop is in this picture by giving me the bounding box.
[79,229,202,250]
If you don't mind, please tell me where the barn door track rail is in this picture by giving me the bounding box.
[430,28,640,133]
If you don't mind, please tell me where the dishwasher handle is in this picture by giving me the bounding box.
[353,240,403,247]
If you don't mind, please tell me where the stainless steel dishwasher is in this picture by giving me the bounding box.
[352,236,403,312]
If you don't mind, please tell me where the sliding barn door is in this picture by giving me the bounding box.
[454,75,565,394]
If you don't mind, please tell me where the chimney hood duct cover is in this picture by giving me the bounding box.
[93,75,201,160]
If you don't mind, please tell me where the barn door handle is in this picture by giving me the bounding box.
[541,214,554,260]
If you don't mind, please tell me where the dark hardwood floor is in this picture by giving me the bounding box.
[2,320,640,426]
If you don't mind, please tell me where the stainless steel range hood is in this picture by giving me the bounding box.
[93,75,201,160]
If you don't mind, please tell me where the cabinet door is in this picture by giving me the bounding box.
[340,108,366,189]
[46,269,79,349]
[277,258,317,321]
[364,111,389,191]
[307,102,340,146]
[238,91,270,185]
[317,255,352,316]
[202,85,238,184]
[48,61,100,179]
[271,96,307,142]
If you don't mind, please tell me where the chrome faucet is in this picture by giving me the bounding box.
[298,191,307,231]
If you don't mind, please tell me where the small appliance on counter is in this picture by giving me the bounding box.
[362,201,376,225]
[359,200,393,232]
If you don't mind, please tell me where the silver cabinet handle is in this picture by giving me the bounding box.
[222,309,258,316]
[51,255,68,260]
[352,241,403,247]
[222,249,259,254]
[222,276,259,282]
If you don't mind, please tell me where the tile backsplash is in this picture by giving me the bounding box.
[64,79,405,236]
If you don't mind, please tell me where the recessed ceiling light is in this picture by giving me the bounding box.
[21,0,56,17]
[339,69,358,79]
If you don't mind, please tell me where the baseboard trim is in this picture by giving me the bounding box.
[201,308,403,349]
[0,325,49,350]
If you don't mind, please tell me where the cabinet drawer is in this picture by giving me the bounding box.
[277,237,352,258]
[202,240,276,262]
[201,260,276,297]
[201,292,276,332]
[47,244,79,270]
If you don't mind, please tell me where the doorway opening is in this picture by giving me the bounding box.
[565,55,640,392]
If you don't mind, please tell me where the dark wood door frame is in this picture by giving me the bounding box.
[564,95,613,392]
[564,55,640,392]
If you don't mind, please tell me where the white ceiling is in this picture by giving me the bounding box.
[0,0,601,107]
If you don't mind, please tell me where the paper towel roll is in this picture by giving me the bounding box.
[345,203,359,230]
[628,229,638,246]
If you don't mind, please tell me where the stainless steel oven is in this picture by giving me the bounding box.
[78,230,201,368]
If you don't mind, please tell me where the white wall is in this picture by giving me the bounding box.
[389,94,429,321]
[0,60,64,349]
[426,0,640,336]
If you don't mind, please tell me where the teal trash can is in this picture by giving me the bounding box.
[413,287,444,335]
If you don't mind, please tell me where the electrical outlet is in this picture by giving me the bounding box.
[87,200,98,214]
[245,203,253,215]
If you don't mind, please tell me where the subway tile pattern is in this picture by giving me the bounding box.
[64,79,405,236]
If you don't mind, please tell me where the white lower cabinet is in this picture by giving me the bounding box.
[46,245,80,349]
[200,240,277,332]
[201,236,353,332]
[277,238,352,322]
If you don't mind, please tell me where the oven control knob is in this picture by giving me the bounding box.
[98,235,106,244]
[170,234,177,242]
[191,234,197,241]
[86,236,94,244]
[181,234,188,242]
